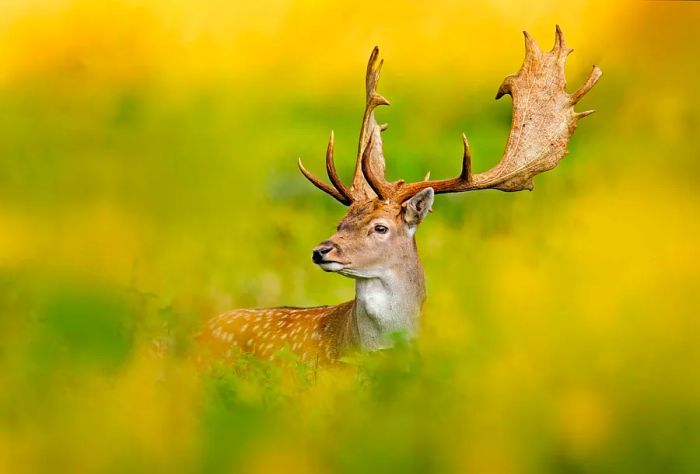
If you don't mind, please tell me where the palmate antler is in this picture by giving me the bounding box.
[300,26,602,205]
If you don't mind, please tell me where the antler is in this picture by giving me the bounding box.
[298,47,390,205]
[362,26,602,203]
[298,131,353,205]
[351,46,390,200]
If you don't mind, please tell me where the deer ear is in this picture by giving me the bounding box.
[403,187,434,227]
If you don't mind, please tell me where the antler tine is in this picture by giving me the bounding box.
[390,132,473,202]
[552,24,572,55]
[324,130,353,203]
[387,26,601,203]
[571,65,603,105]
[365,47,390,107]
[298,153,352,205]
[459,132,473,181]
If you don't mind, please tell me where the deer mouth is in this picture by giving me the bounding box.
[316,260,347,272]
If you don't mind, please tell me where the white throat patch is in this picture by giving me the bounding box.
[354,274,421,351]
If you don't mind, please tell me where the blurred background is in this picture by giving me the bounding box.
[0,0,699,472]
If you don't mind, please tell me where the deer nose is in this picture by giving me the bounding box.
[312,244,333,263]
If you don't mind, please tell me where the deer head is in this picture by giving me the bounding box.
[299,27,601,279]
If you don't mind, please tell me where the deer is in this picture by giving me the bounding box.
[197,26,602,366]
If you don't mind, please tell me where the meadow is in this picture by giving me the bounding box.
[0,1,699,472]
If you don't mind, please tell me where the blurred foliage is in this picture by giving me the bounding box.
[0,0,699,473]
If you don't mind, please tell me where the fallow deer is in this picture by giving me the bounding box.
[198,26,601,365]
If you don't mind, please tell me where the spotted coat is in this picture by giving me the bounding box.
[196,301,357,365]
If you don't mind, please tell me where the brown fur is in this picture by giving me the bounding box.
[196,301,357,365]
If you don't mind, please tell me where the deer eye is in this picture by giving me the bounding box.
[374,224,388,234]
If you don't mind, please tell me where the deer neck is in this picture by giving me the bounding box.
[351,244,425,351]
